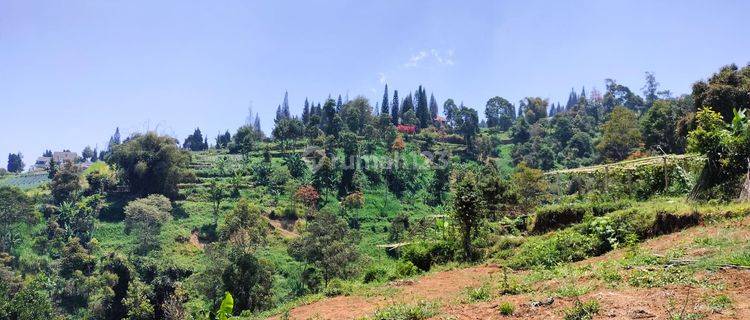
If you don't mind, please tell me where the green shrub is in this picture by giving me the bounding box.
[627,267,695,288]
[281,206,299,220]
[499,301,515,316]
[401,242,433,271]
[563,299,600,320]
[729,250,750,266]
[492,235,526,251]
[530,204,589,234]
[466,284,491,302]
[427,240,457,265]
[323,278,350,297]
[362,266,388,283]
[708,294,732,313]
[369,301,437,320]
[509,230,600,269]
[583,215,637,252]
[530,201,629,234]
[392,261,420,279]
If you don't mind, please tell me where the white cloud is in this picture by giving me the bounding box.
[404,49,454,68]
[378,72,387,84]
[404,50,428,67]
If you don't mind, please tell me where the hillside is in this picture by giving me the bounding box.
[270,212,750,319]
[3,63,750,320]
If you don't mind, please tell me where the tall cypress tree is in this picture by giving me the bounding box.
[254,113,262,135]
[401,94,415,125]
[381,84,389,115]
[302,98,310,124]
[282,91,290,118]
[391,90,400,125]
[566,88,578,110]
[322,99,337,135]
[429,93,438,120]
[415,85,430,128]
[275,105,283,122]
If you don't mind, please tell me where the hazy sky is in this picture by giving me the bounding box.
[2,0,749,168]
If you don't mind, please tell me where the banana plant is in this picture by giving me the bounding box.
[216,292,236,320]
[731,108,748,134]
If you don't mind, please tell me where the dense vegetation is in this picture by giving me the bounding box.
[1,63,750,319]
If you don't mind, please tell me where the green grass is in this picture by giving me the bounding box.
[499,301,515,316]
[563,299,600,320]
[466,283,491,302]
[367,301,438,320]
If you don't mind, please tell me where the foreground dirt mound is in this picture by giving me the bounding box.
[441,269,750,319]
[270,217,750,319]
[271,266,500,320]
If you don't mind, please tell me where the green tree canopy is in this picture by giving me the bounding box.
[692,63,750,122]
[108,132,192,199]
[597,106,642,162]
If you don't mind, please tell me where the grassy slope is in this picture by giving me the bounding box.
[267,199,750,319]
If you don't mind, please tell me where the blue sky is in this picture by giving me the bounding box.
[2,0,749,169]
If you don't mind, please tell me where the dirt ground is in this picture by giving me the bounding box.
[269,218,750,320]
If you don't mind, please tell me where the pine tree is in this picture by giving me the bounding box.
[302,98,310,124]
[391,90,400,125]
[282,91,290,119]
[322,99,338,135]
[517,101,524,119]
[381,84,389,115]
[253,113,262,135]
[415,85,430,128]
[566,88,578,110]
[108,127,121,151]
[275,105,283,122]
[401,94,415,125]
[429,93,438,121]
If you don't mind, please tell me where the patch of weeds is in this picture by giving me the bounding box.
[563,299,600,320]
[666,289,704,320]
[499,301,514,316]
[708,294,732,313]
[369,300,438,320]
[323,278,351,297]
[728,250,750,267]
[628,267,696,288]
[555,283,593,298]
[692,236,731,248]
[466,283,492,302]
[498,267,527,295]
[666,247,687,260]
[622,247,664,267]
[593,262,622,285]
